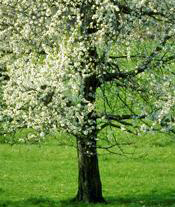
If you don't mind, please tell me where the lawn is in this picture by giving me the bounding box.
[0,133,175,207]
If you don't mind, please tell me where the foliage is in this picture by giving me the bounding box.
[0,128,45,144]
[0,0,175,142]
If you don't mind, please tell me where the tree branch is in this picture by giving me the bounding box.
[97,121,138,135]
[113,1,168,19]
[101,33,173,83]
[109,55,146,59]
[97,113,146,121]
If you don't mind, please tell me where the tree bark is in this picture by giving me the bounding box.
[73,72,105,203]
[74,137,105,203]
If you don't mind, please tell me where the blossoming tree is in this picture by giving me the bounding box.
[0,0,175,203]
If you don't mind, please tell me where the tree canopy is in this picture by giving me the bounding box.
[0,0,175,136]
[0,0,175,135]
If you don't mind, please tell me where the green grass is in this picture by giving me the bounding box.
[0,133,175,207]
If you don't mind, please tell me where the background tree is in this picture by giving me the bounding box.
[0,0,175,203]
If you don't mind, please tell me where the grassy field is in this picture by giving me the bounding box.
[0,133,175,207]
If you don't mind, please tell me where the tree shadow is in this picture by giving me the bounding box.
[0,197,60,207]
[0,191,175,207]
[106,191,175,207]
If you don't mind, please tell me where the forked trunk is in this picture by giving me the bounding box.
[74,137,105,203]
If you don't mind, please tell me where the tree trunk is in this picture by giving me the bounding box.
[74,137,105,203]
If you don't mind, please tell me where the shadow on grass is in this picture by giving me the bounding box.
[1,192,175,207]
[0,197,60,207]
[106,192,175,207]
